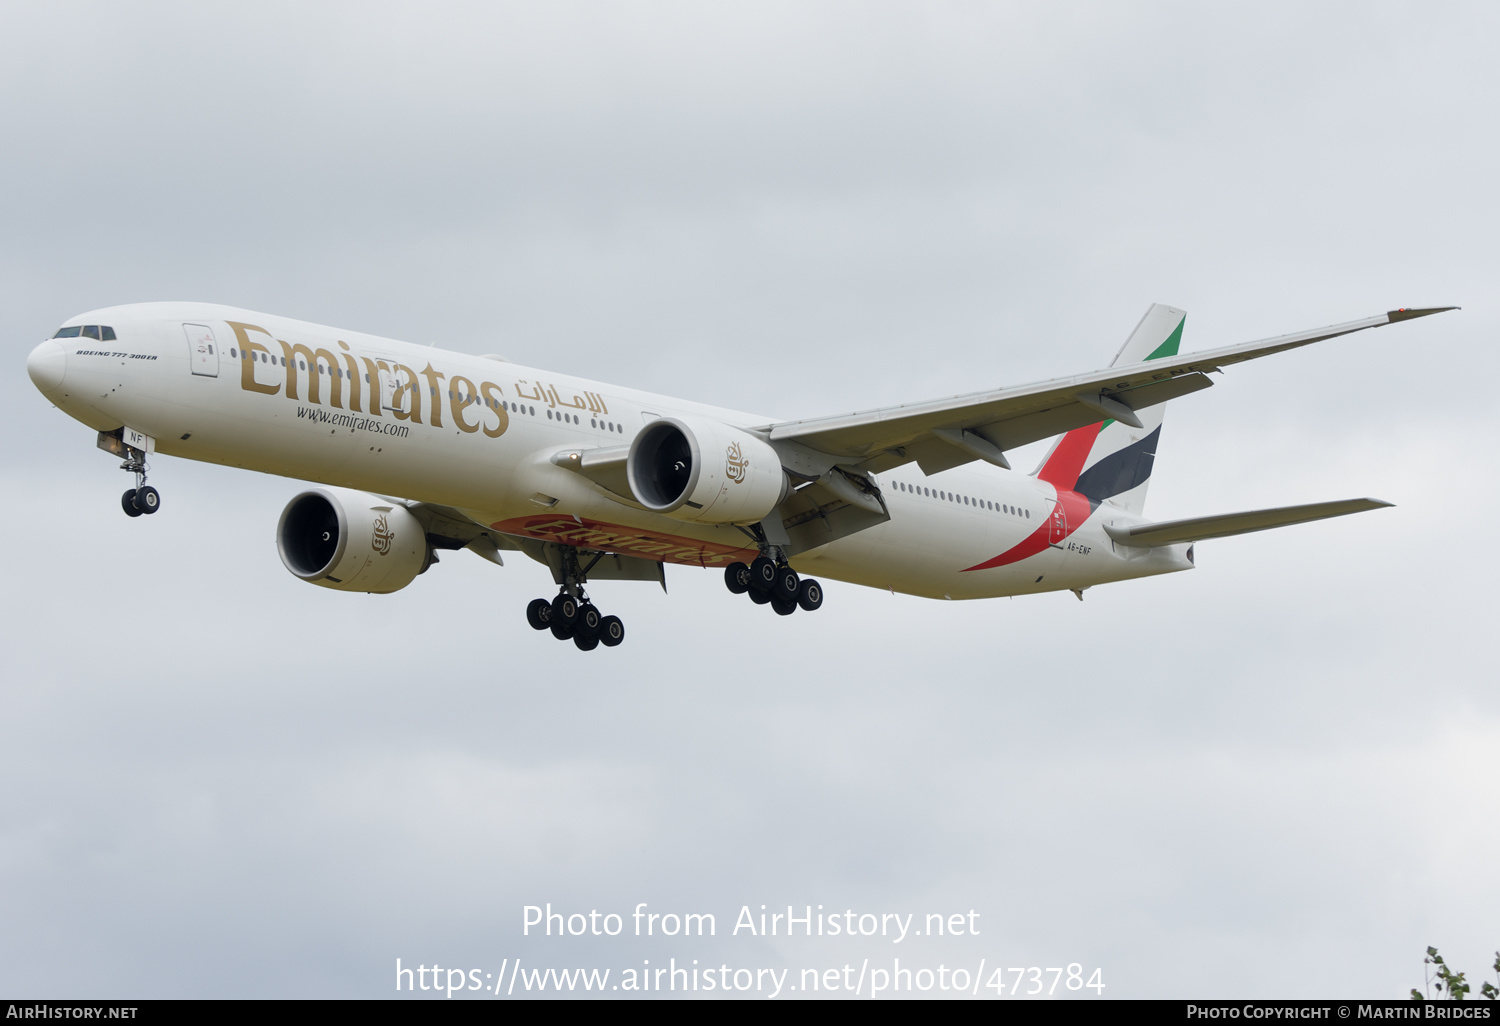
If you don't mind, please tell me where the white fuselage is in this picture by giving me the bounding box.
[27,302,1193,600]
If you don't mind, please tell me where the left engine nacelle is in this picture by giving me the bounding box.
[276,487,426,593]
[627,416,789,524]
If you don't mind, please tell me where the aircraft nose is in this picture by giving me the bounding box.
[27,340,67,395]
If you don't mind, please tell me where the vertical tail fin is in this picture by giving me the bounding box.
[1034,304,1185,516]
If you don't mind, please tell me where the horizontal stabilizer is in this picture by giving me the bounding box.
[1104,498,1393,548]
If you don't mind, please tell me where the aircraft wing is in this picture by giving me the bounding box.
[407,499,665,583]
[764,307,1454,476]
[407,501,521,564]
[1102,498,1393,548]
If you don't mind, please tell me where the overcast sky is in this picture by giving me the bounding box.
[2,1,1496,1000]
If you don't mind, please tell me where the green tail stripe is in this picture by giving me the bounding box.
[1097,316,1184,432]
[1146,316,1185,362]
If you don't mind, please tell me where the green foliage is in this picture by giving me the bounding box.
[1415,947,1500,1001]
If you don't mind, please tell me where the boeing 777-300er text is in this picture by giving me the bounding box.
[25,301,1454,650]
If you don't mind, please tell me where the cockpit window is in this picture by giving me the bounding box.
[51,324,116,340]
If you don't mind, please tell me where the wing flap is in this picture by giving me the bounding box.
[1103,498,1394,548]
[406,502,524,564]
[1109,370,1216,410]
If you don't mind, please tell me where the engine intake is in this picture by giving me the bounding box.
[276,487,426,593]
[627,417,788,524]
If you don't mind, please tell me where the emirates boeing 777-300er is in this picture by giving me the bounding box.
[25,301,1454,650]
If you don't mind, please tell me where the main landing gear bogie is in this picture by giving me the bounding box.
[724,558,824,615]
[526,588,625,652]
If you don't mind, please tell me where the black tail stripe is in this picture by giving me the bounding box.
[1072,426,1162,505]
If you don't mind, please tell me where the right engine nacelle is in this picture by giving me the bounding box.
[276,487,427,593]
[627,417,789,524]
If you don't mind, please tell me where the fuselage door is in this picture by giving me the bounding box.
[1047,496,1068,546]
[184,324,219,377]
[382,365,402,413]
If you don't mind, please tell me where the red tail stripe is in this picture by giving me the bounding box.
[1037,422,1102,491]
[961,487,1094,572]
[962,521,1052,571]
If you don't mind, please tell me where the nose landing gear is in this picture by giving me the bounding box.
[118,446,161,517]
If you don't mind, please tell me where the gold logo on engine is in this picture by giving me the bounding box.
[725,441,748,483]
[372,514,394,555]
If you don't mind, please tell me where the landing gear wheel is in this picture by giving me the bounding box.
[135,485,160,514]
[771,597,798,616]
[748,589,772,605]
[526,598,553,631]
[749,555,778,593]
[551,593,580,626]
[724,561,751,595]
[599,615,624,647]
[796,578,823,611]
[535,543,618,649]
[773,565,799,602]
[121,489,142,517]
